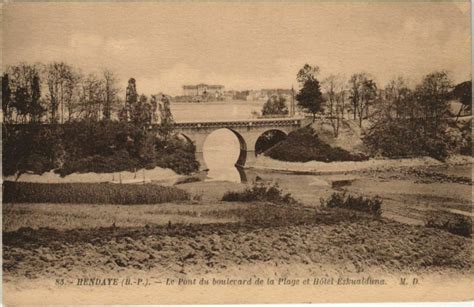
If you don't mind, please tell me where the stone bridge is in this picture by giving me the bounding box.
[172,117,305,170]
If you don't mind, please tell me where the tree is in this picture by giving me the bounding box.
[124,78,138,121]
[296,79,324,122]
[29,73,44,123]
[102,69,120,120]
[130,94,152,126]
[364,72,456,160]
[297,64,320,86]
[45,62,79,123]
[349,74,362,121]
[360,79,377,121]
[157,94,174,139]
[323,75,346,137]
[414,71,453,138]
[262,95,288,116]
[382,77,413,120]
[349,73,377,127]
[5,64,45,123]
[78,73,104,121]
[2,73,12,123]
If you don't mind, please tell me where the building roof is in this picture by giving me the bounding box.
[183,84,224,89]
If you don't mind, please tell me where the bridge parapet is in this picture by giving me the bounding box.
[173,117,304,130]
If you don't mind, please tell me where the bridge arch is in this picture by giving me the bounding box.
[176,132,194,145]
[201,128,248,169]
[254,129,288,156]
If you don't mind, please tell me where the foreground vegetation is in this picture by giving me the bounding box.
[321,192,383,217]
[222,182,300,205]
[3,181,190,205]
[3,202,471,279]
[424,210,472,238]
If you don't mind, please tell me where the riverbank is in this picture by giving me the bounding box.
[3,166,183,185]
[251,155,472,175]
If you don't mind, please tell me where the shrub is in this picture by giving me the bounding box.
[321,192,382,217]
[222,182,299,205]
[155,135,200,175]
[2,123,62,176]
[3,181,190,205]
[424,211,472,237]
[363,117,462,160]
[265,127,368,162]
[59,149,139,176]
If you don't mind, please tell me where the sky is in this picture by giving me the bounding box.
[2,2,471,96]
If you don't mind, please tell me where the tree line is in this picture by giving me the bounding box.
[2,62,199,178]
[2,62,124,124]
[290,63,471,159]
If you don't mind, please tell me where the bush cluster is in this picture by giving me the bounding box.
[3,181,190,205]
[424,211,472,238]
[321,192,382,217]
[363,119,457,160]
[265,127,368,162]
[3,121,199,177]
[222,182,299,205]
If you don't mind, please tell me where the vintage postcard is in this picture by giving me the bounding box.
[1,1,472,304]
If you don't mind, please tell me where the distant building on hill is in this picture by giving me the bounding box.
[182,84,225,97]
[261,88,293,97]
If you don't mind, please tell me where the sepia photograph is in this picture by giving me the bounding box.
[1,1,472,304]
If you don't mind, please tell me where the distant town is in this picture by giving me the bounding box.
[174,83,295,103]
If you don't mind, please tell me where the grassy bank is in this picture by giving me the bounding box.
[3,181,190,205]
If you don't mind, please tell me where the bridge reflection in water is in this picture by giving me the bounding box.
[203,129,246,183]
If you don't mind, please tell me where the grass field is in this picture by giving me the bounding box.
[3,202,250,232]
[3,181,190,204]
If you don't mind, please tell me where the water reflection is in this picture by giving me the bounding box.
[203,129,244,183]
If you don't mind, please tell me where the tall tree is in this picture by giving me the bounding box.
[323,75,346,137]
[124,78,138,121]
[2,73,12,123]
[296,79,324,122]
[349,73,362,121]
[29,73,44,123]
[45,62,79,123]
[360,78,377,123]
[102,69,120,120]
[6,64,45,123]
[349,73,377,127]
[382,77,413,120]
[79,73,104,121]
[157,94,174,139]
[414,71,453,138]
[297,64,320,86]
